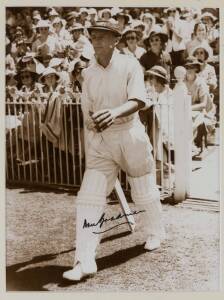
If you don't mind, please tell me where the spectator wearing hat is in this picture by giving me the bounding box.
[10,26,26,58]
[69,59,86,93]
[162,7,190,67]
[49,57,70,86]
[14,39,31,64]
[88,8,98,26]
[98,8,112,21]
[200,12,219,44]
[66,11,79,29]
[192,45,217,92]
[78,8,91,27]
[39,67,61,93]
[113,10,130,32]
[142,65,174,178]
[140,29,171,72]
[140,13,161,39]
[121,28,146,59]
[48,8,59,24]
[6,38,16,72]
[6,69,18,102]
[63,20,164,282]
[186,22,213,58]
[69,23,94,58]
[52,17,71,46]
[32,20,62,57]
[15,68,42,97]
[184,57,213,151]
[18,52,45,75]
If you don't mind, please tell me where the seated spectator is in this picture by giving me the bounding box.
[52,17,71,46]
[69,23,94,56]
[140,28,171,72]
[192,45,217,92]
[6,37,16,71]
[98,8,113,21]
[184,57,216,152]
[200,12,219,44]
[113,9,130,32]
[186,22,213,58]
[39,67,61,94]
[15,67,42,99]
[78,8,91,27]
[49,57,70,86]
[88,8,98,26]
[68,59,86,94]
[140,12,161,39]
[120,28,146,59]
[32,20,62,57]
[6,69,18,102]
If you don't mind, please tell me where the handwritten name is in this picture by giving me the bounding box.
[83,210,146,234]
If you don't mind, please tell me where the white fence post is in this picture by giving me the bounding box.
[173,67,192,202]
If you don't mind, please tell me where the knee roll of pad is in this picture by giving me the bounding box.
[76,169,108,206]
[128,174,160,204]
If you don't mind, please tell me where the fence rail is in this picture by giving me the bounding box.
[6,92,176,200]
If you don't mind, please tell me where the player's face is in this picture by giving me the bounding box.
[90,30,118,54]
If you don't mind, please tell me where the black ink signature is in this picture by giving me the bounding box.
[83,210,146,234]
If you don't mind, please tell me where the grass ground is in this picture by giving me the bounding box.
[6,187,220,292]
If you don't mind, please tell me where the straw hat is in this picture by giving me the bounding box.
[15,67,39,81]
[35,19,51,28]
[79,8,89,16]
[114,12,130,25]
[69,23,85,32]
[40,67,60,83]
[49,9,59,17]
[145,65,169,82]
[49,57,63,68]
[144,28,168,47]
[67,11,79,21]
[201,12,217,22]
[184,57,203,69]
[131,20,145,31]
[98,8,112,19]
[192,45,210,61]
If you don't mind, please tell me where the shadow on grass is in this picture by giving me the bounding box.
[7,242,146,291]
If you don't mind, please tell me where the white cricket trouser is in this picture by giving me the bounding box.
[74,119,165,271]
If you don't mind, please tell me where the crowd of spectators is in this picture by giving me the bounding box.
[5,6,220,171]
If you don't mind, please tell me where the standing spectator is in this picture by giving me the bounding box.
[162,7,189,66]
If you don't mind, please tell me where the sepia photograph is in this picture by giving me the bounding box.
[3,0,221,294]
